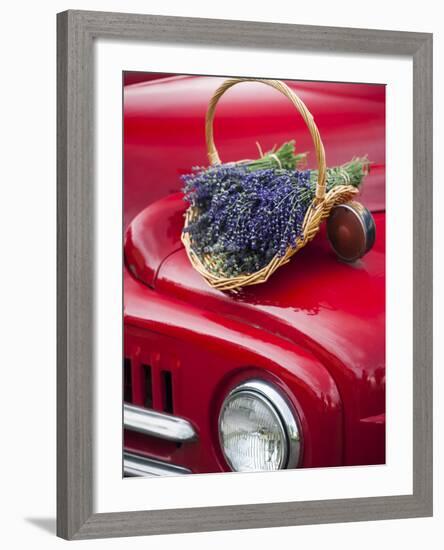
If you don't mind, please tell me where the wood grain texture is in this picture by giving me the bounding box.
[68,9,429,55]
[57,10,94,539]
[56,9,433,540]
[412,34,433,513]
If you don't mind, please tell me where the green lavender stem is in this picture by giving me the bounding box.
[246,141,306,171]
[245,141,369,190]
[315,157,370,190]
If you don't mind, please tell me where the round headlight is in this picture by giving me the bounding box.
[218,380,301,472]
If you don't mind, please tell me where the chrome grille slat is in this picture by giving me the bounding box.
[124,452,192,477]
[124,403,197,442]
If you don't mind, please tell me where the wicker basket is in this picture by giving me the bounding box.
[181,78,359,291]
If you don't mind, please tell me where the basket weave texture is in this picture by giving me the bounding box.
[181,78,358,291]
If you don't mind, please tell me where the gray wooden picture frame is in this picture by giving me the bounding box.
[57,9,433,540]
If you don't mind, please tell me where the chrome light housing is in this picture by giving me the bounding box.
[218,379,301,472]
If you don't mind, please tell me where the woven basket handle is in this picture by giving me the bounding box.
[205,78,327,202]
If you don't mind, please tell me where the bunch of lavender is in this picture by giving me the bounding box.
[311,157,369,191]
[183,150,369,277]
[245,141,306,171]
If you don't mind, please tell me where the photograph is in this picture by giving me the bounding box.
[122,73,386,476]
[2,1,436,545]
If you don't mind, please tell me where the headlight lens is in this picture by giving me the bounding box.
[219,380,300,472]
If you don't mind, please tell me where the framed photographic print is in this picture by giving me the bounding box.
[57,10,433,540]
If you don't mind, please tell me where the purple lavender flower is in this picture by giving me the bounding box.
[182,155,367,277]
[183,165,314,276]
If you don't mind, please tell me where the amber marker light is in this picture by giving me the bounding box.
[327,201,376,262]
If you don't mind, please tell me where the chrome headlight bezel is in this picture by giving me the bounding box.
[218,379,302,472]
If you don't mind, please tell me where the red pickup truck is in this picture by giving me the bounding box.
[123,74,385,477]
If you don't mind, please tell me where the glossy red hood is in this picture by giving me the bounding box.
[124,192,385,423]
[163,213,384,383]
[124,75,386,425]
